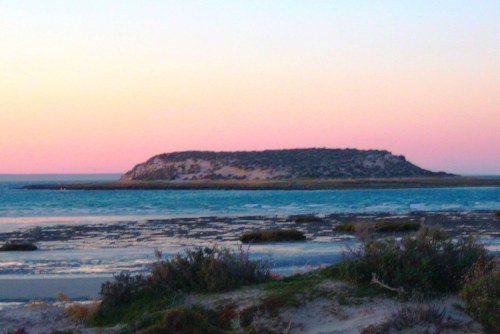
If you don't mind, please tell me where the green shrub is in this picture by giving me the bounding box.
[240,229,306,243]
[93,246,269,327]
[0,242,37,251]
[495,210,500,217]
[335,227,490,293]
[97,245,269,319]
[99,273,148,310]
[137,306,230,334]
[334,223,356,232]
[293,214,322,223]
[460,270,500,334]
[151,245,269,293]
[90,290,168,327]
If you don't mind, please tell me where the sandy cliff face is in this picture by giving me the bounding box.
[120,148,451,181]
[120,158,289,181]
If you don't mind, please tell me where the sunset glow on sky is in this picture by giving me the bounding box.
[1,1,499,174]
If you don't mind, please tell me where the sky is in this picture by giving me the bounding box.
[1,1,499,175]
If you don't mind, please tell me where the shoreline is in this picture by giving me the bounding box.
[1,210,498,302]
[21,176,500,190]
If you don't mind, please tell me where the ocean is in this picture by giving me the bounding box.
[1,175,500,231]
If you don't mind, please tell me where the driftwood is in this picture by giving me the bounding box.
[370,273,406,295]
[284,321,292,334]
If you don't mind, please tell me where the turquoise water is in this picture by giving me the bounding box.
[1,181,500,220]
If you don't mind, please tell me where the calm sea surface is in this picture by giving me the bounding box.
[1,175,500,229]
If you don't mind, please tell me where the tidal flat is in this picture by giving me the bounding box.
[0,211,498,282]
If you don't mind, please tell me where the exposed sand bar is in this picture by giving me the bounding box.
[23,177,500,190]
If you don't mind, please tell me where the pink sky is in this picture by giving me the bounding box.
[1,1,499,175]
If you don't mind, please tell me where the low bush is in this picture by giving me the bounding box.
[334,221,420,233]
[293,214,322,223]
[100,273,148,310]
[151,245,269,293]
[65,301,100,324]
[137,306,231,334]
[460,269,500,334]
[495,210,500,216]
[56,292,71,302]
[0,242,37,251]
[95,245,269,324]
[240,229,306,243]
[374,221,420,232]
[335,227,490,293]
[334,222,356,232]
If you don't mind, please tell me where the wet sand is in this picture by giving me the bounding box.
[2,210,498,247]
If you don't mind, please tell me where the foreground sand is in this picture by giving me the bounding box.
[0,303,120,333]
[0,279,481,334]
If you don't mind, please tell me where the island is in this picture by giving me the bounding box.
[23,148,500,190]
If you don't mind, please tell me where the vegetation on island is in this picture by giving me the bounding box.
[239,229,306,243]
[122,148,451,181]
[77,226,498,334]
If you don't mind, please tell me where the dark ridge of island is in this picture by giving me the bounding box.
[121,148,452,181]
[22,148,500,190]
